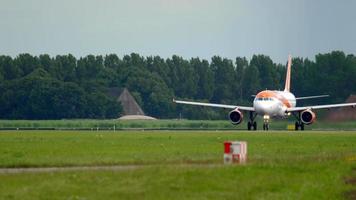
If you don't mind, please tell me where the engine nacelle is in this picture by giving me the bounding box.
[301,110,316,125]
[229,109,243,125]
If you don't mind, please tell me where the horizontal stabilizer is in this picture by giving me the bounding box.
[296,95,329,100]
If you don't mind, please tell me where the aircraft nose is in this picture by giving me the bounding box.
[261,104,272,112]
[255,101,275,115]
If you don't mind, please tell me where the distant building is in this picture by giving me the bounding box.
[108,87,156,120]
[118,88,145,116]
[326,95,356,121]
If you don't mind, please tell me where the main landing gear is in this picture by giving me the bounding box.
[295,121,304,130]
[247,111,257,131]
[293,112,305,131]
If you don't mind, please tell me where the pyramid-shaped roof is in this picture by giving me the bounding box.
[118,88,145,116]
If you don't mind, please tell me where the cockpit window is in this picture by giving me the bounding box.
[256,97,273,101]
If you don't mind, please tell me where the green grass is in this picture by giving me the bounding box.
[0,119,238,129]
[0,131,355,199]
[1,119,356,130]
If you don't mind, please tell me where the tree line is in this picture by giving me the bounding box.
[0,51,355,119]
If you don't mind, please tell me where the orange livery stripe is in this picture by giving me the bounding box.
[256,90,292,108]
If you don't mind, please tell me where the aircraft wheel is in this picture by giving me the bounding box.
[263,123,269,131]
[253,122,257,130]
[301,123,305,130]
[295,122,299,130]
[247,122,252,130]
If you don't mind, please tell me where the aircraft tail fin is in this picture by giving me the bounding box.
[284,55,292,92]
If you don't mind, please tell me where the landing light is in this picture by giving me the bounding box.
[263,115,270,120]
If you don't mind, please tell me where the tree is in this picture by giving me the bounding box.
[235,57,248,102]
[190,58,214,100]
[104,54,122,70]
[1,52,356,120]
[0,56,21,80]
[241,64,260,99]
[39,54,53,73]
[85,91,122,119]
[210,56,236,103]
[250,55,278,90]
[146,56,171,87]
[167,55,197,98]
[76,55,103,81]
[124,66,174,118]
[14,54,39,76]
[50,54,77,82]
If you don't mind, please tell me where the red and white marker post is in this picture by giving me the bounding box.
[224,141,247,164]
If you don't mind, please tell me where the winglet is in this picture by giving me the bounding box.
[284,55,292,92]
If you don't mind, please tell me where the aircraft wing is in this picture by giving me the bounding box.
[173,99,255,111]
[286,102,356,112]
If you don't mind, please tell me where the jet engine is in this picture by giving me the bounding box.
[229,109,243,125]
[301,110,316,125]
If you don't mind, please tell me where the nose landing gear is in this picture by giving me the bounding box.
[263,123,269,130]
[263,115,270,131]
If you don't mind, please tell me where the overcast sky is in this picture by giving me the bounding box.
[1,0,356,63]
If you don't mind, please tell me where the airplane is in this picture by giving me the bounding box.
[173,55,356,131]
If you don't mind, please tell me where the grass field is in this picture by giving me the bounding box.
[1,119,356,130]
[0,130,355,199]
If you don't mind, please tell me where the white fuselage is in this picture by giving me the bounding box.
[253,90,296,118]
